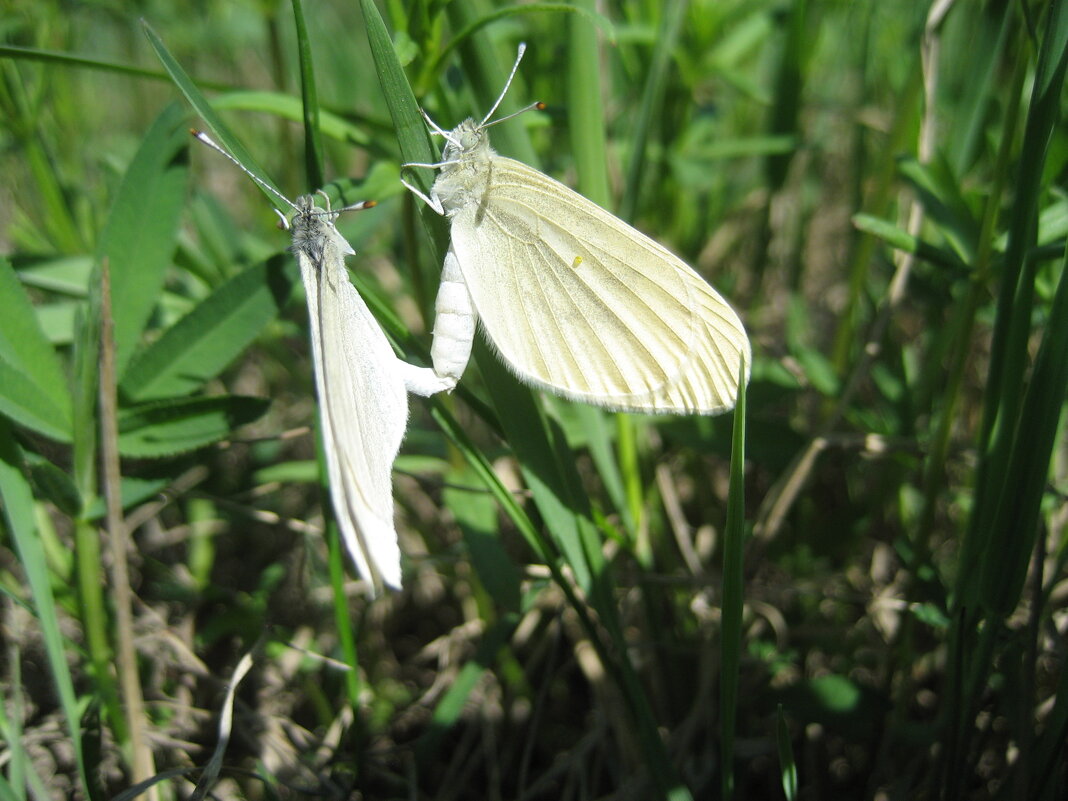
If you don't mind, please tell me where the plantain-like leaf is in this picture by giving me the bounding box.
[117,395,269,458]
[120,255,298,402]
[0,258,72,440]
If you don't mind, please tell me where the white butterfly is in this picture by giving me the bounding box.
[403,44,751,415]
[193,131,448,591]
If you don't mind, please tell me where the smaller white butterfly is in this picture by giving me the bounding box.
[193,130,448,591]
[402,44,751,416]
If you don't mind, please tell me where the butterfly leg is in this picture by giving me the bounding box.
[400,175,446,215]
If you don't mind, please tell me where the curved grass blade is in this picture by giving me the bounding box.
[211,90,372,146]
[720,357,748,800]
[288,0,324,190]
[0,419,95,800]
[0,43,227,89]
[141,20,284,205]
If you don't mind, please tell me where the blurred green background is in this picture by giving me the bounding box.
[1,1,1066,799]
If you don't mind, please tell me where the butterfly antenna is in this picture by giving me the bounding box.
[480,42,527,126]
[483,101,545,130]
[420,108,459,146]
[190,129,299,213]
[336,200,376,213]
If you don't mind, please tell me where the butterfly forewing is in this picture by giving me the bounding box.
[296,201,407,587]
[450,157,750,414]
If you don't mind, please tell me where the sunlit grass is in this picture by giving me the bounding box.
[1,1,1066,799]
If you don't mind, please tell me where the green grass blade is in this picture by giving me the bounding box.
[934,22,1025,620]
[0,43,228,88]
[567,0,610,208]
[851,213,970,273]
[619,0,688,223]
[360,0,439,190]
[210,90,373,146]
[776,705,798,801]
[427,398,551,563]
[442,0,537,164]
[945,4,1068,792]
[764,0,811,193]
[947,3,1014,175]
[288,0,325,190]
[415,614,519,764]
[720,359,747,800]
[360,0,451,277]
[0,419,94,800]
[325,492,361,708]
[981,241,1068,613]
[141,21,285,205]
[968,0,1068,560]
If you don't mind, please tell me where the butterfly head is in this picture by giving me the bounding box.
[443,119,488,163]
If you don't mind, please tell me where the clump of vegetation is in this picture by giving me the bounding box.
[1,1,1065,799]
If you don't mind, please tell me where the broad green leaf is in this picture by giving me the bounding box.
[445,465,520,613]
[0,258,71,438]
[25,453,82,516]
[35,302,78,345]
[117,395,270,458]
[120,255,298,402]
[98,102,190,380]
[898,156,980,265]
[852,213,970,273]
[15,255,94,295]
[80,476,172,520]
[0,361,72,442]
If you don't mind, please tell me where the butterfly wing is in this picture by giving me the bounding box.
[299,220,408,589]
[448,156,750,415]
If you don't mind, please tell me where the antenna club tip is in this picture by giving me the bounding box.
[189,128,203,136]
[534,101,546,111]
[363,200,377,209]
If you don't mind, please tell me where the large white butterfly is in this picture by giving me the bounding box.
[403,45,751,415]
[193,131,448,591]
